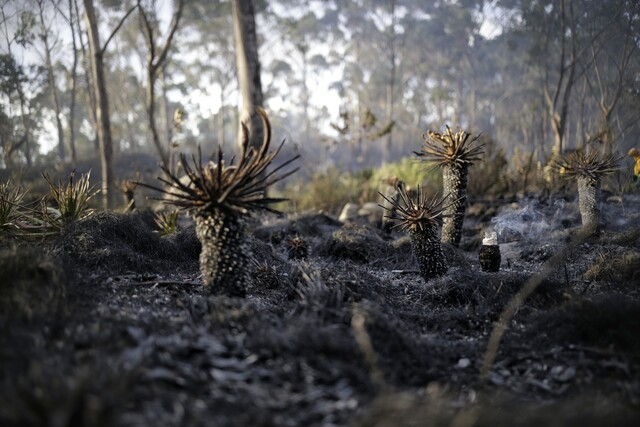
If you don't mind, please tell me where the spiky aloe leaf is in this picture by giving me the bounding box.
[379,183,449,281]
[414,126,484,169]
[140,108,299,217]
[139,109,298,294]
[552,150,621,180]
[379,182,448,233]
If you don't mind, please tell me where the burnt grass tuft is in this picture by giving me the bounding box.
[1,194,640,425]
[53,211,199,274]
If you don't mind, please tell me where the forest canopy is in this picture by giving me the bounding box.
[1,0,639,195]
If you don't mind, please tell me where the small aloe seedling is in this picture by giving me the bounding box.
[553,150,620,234]
[154,210,179,236]
[415,126,484,246]
[380,183,448,281]
[43,170,98,229]
[140,108,299,295]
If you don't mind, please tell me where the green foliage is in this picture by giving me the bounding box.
[286,158,442,215]
[154,209,179,236]
[370,157,442,191]
[289,167,359,214]
[0,180,27,233]
[43,170,98,229]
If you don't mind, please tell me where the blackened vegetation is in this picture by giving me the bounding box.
[1,195,639,426]
[52,211,199,274]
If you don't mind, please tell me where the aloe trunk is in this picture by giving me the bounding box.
[577,175,601,234]
[442,164,468,246]
[194,211,249,296]
[409,224,448,281]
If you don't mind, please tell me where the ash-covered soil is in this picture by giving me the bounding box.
[1,193,639,426]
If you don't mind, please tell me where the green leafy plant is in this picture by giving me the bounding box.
[415,126,484,246]
[552,150,620,234]
[154,210,179,236]
[140,108,299,295]
[370,157,442,190]
[43,170,98,230]
[380,183,448,281]
[0,179,27,234]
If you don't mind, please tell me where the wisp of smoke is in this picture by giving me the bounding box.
[490,199,566,242]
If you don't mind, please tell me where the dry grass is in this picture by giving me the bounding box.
[583,250,640,282]
[0,179,27,234]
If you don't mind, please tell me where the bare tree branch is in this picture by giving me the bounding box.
[101,1,138,55]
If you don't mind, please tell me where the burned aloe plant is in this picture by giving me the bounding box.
[141,109,298,295]
[380,183,448,281]
[415,126,484,246]
[553,150,620,235]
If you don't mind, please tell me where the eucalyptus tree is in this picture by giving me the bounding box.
[138,0,184,170]
[34,0,67,162]
[0,2,38,167]
[0,54,39,168]
[579,0,640,152]
[180,0,236,152]
[269,8,329,143]
[232,0,264,150]
[54,0,83,164]
[82,0,137,209]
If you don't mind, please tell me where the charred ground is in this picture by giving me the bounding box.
[1,193,639,426]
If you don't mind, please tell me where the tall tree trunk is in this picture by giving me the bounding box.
[37,0,66,161]
[17,91,32,167]
[160,65,172,152]
[83,0,116,209]
[544,0,577,157]
[231,0,264,150]
[218,83,226,148]
[76,0,99,152]
[299,44,310,143]
[384,0,396,165]
[145,66,168,166]
[67,0,79,164]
